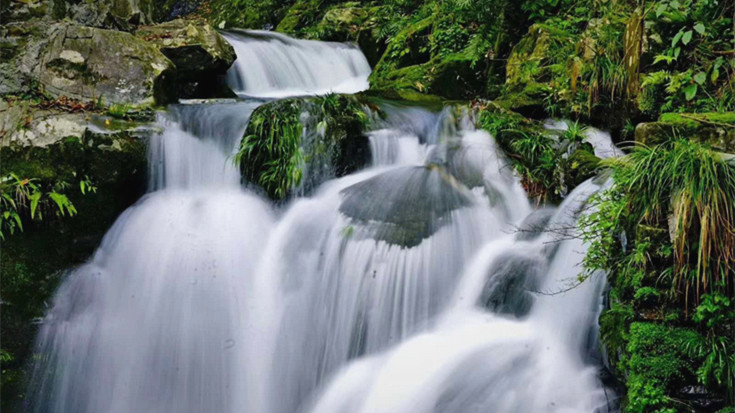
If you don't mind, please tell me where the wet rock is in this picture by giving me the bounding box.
[515,208,555,241]
[339,166,474,247]
[38,24,176,107]
[479,251,544,317]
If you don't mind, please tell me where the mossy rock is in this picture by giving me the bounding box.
[635,112,735,153]
[38,24,176,107]
[238,94,370,200]
[371,53,485,100]
[136,19,235,79]
[370,16,434,82]
[137,18,236,99]
[566,145,601,188]
[0,125,147,410]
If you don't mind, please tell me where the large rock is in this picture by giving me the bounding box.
[238,95,370,199]
[48,0,159,30]
[38,24,176,107]
[136,19,236,98]
[136,19,235,80]
[339,166,474,247]
[635,112,735,153]
[0,21,49,97]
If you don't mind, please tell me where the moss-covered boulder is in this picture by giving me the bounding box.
[38,24,176,107]
[635,112,735,153]
[238,94,370,199]
[315,3,385,67]
[136,18,236,98]
[136,19,235,79]
[500,24,562,115]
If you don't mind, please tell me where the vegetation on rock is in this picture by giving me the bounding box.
[235,94,370,199]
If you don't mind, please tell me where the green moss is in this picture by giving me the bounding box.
[624,323,705,412]
[658,112,735,127]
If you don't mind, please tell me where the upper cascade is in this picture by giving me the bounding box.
[223,30,372,98]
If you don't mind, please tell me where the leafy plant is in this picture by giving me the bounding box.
[0,173,82,240]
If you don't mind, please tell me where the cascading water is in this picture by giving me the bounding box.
[223,30,371,98]
[26,31,617,413]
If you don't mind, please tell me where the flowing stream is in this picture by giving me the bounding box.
[26,31,616,413]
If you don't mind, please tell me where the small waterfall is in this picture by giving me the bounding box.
[26,31,618,413]
[223,30,371,98]
[307,178,614,413]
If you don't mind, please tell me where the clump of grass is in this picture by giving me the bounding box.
[585,139,735,306]
[235,100,303,200]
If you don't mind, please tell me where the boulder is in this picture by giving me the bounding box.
[48,0,159,30]
[38,24,176,107]
[0,21,49,97]
[635,112,735,153]
[136,19,236,80]
[239,95,370,199]
[339,166,474,247]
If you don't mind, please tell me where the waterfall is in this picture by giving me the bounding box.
[25,31,617,413]
[223,30,371,98]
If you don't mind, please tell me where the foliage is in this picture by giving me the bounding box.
[0,173,87,240]
[583,139,735,306]
[625,322,705,412]
[583,138,735,409]
[235,94,369,199]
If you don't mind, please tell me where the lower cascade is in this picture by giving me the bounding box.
[25,33,616,413]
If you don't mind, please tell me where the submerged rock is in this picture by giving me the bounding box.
[37,24,176,107]
[479,251,544,317]
[339,166,474,247]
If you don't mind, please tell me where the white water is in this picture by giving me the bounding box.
[26,32,616,413]
[224,30,371,98]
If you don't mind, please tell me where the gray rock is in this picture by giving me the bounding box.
[38,24,176,107]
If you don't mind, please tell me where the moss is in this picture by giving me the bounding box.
[566,145,600,187]
[371,52,486,100]
[624,323,705,412]
[636,113,735,152]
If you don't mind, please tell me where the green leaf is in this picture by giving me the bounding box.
[693,23,705,35]
[683,84,698,101]
[681,30,693,45]
[656,4,666,17]
[693,72,707,85]
[672,30,683,47]
[29,191,41,219]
